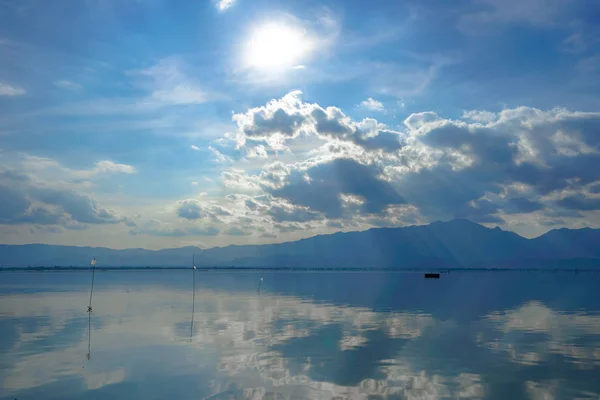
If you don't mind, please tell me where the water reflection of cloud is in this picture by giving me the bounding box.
[1,285,599,399]
[0,286,477,399]
[481,301,600,368]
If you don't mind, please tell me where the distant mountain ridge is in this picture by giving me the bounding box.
[1,220,599,268]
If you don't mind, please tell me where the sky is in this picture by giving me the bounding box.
[1,0,600,250]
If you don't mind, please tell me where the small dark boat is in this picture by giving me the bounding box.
[424,273,440,279]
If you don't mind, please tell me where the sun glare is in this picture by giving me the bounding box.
[245,23,312,71]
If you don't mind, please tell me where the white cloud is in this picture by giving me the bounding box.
[358,97,385,112]
[0,82,25,96]
[151,84,206,104]
[54,80,82,90]
[134,57,213,106]
[461,110,497,123]
[217,0,235,11]
[219,94,600,231]
[209,146,233,163]
[191,144,200,151]
[246,145,268,159]
[93,160,136,175]
[232,91,404,153]
[17,156,136,180]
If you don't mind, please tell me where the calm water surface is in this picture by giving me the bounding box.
[1,270,599,399]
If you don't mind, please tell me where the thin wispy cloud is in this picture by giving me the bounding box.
[135,57,212,105]
[0,82,25,96]
[54,80,81,90]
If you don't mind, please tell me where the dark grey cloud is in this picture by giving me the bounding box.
[311,108,353,137]
[503,197,544,214]
[0,165,130,228]
[0,185,31,222]
[354,130,404,152]
[267,205,322,222]
[177,200,203,220]
[243,108,306,138]
[0,169,30,182]
[556,194,600,211]
[0,184,119,227]
[274,223,303,233]
[13,207,64,225]
[32,187,123,224]
[271,158,405,218]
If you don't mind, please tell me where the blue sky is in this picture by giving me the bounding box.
[1,0,600,249]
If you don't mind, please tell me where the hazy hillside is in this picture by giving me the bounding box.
[1,220,599,268]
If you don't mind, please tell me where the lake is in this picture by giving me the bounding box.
[1,270,599,399]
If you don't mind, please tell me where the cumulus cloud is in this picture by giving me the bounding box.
[220,99,600,230]
[271,158,405,218]
[232,91,404,153]
[358,97,384,112]
[0,183,125,227]
[0,156,134,229]
[31,187,124,224]
[177,200,204,220]
[0,82,25,96]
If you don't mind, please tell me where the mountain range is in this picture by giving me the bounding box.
[1,219,599,268]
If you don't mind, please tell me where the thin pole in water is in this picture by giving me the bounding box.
[191,254,196,340]
[87,257,96,360]
[88,258,96,313]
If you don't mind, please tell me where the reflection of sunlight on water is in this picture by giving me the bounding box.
[0,273,599,399]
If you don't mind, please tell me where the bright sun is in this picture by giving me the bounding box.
[245,23,312,71]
